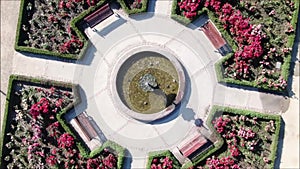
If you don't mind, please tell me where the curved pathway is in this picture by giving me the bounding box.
[1,1,299,168]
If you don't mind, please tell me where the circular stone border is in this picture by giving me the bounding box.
[110,45,185,122]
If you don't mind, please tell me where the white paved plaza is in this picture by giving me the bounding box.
[1,0,299,168]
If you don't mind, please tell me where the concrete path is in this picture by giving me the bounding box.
[0,1,20,129]
[151,0,173,16]
[1,1,299,168]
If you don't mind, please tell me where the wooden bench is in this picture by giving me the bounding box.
[177,132,207,157]
[200,21,227,50]
[70,112,98,141]
[84,3,113,28]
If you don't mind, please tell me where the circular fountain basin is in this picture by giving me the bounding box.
[111,46,185,122]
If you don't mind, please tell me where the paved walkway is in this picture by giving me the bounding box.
[1,1,299,168]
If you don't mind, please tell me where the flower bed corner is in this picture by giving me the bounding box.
[146,150,181,169]
[15,0,110,60]
[0,75,125,168]
[187,105,281,169]
[174,0,299,93]
[118,0,149,15]
[171,0,208,26]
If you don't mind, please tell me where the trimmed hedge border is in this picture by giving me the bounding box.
[117,0,149,15]
[0,75,125,168]
[146,150,181,169]
[184,105,282,168]
[14,0,111,60]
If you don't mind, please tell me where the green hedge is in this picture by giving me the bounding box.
[118,0,149,15]
[0,75,125,168]
[146,150,181,169]
[187,105,281,168]
[14,0,110,60]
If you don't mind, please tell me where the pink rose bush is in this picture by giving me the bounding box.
[178,0,202,19]
[151,156,175,169]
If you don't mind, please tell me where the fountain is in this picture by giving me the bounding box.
[113,48,185,122]
[139,73,158,92]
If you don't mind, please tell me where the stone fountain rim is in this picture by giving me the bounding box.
[109,45,185,122]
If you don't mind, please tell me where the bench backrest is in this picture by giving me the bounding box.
[177,132,207,157]
[84,3,113,28]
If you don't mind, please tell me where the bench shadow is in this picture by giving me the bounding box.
[188,14,209,30]
[88,116,108,142]
[97,17,127,36]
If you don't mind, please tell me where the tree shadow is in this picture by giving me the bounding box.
[286,9,300,98]
[181,108,196,122]
[147,0,156,13]
[128,11,155,21]
[64,85,88,121]
[188,14,209,30]
[274,118,285,169]
[122,149,133,168]
[75,43,97,66]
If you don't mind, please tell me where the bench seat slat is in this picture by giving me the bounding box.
[76,113,98,139]
[179,134,207,157]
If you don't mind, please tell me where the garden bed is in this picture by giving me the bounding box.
[118,0,149,15]
[146,150,181,169]
[0,75,125,168]
[185,106,281,169]
[173,0,299,93]
[15,0,110,59]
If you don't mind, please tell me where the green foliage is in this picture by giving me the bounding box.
[118,0,149,15]
[146,150,181,169]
